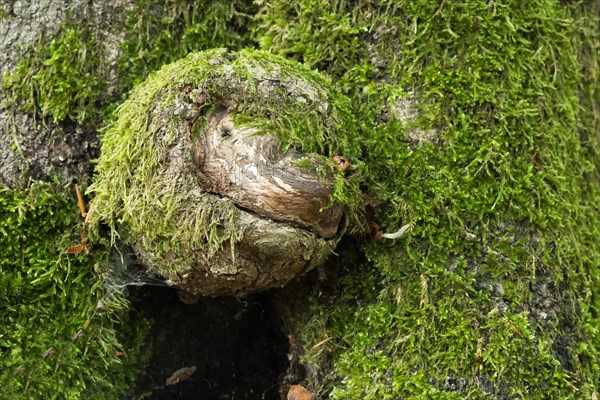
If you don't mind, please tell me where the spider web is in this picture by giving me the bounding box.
[104,246,171,296]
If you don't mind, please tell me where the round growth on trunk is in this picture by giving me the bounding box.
[90,49,361,297]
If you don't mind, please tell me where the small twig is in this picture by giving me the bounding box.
[65,185,89,254]
[84,203,94,224]
[310,337,332,350]
[507,320,524,338]
[75,184,87,218]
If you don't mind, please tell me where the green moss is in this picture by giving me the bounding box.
[0,182,149,399]
[258,0,599,398]
[117,0,257,92]
[89,48,362,279]
[2,0,596,396]
[292,157,314,172]
[2,23,106,125]
[2,0,259,128]
[0,8,10,20]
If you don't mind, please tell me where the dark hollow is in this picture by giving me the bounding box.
[130,286,289,400]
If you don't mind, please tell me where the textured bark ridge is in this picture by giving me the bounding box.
[90,49,361,297]
[193,113,343,239]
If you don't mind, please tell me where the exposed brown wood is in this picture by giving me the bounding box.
[192,113,343,238]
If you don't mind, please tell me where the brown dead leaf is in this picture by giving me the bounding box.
[287,385,316,400]
[66,243,88,254]
[165,365,197,386]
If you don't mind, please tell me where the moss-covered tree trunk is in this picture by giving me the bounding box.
[1,0,255,186]
[0,0,131,186]
[1,1,598,399]
[259,2,600,399]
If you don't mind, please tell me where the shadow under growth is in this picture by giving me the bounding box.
[131,286,288,400]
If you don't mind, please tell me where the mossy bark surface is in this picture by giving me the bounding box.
[0,183,149,399]
[89,49,362,297]
[0,1,133,187]
[258,1,600,398]
[0,1,261,397]
[0,0,598,398]
[0,0,256,187]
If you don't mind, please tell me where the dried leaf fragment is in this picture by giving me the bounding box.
[287,385,316,400]
[66,242,88,254]
[71,330,84,341]
[42,347,55,358]
[381,223,411,239]
[332,155,350,172]
[166,365,197,386]
[310,337,332,350]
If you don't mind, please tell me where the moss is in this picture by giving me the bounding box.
[2,0,259,129]
[257,0,599,398]
[89,48,362,280]
[117,0,258,93]
[0,182,149,399]
[0,8,9,20]
[292,157,314,172]
[2,22,106,126]
[2,0,597,396]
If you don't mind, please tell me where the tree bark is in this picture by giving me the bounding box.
[193,113,343,239]
[1,1,598,399]
[0,0,132,187]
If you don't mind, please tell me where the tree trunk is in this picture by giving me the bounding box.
[1,1,598,399]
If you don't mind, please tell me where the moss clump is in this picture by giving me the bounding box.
[258,0,599,398]
[0,7,10,21]
[117,0,258,92]
[90,48,362,287]
[2,1,259,129]
[0,182,148,399]
[2,23,106,125]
